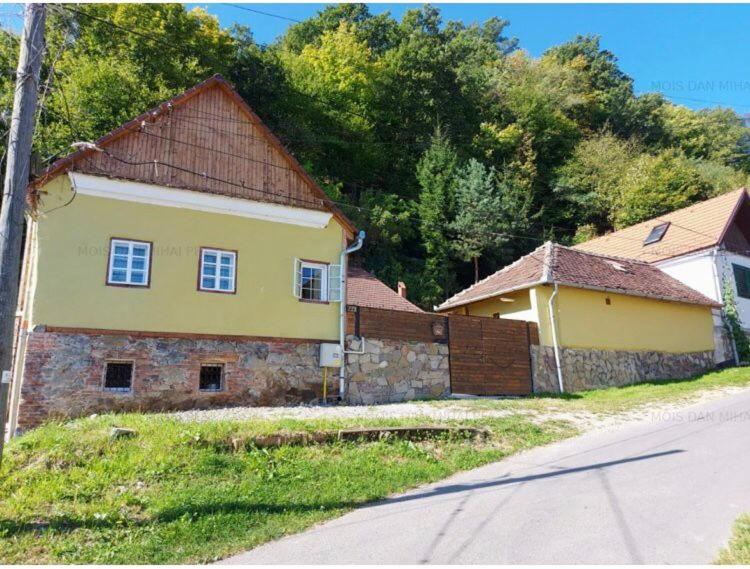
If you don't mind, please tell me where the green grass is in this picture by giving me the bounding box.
[0,413,575,564]
[717,514,750,564]
[2,366,748,564]
[430,366,750,416]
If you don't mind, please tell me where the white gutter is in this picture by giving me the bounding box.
[546,281,564,393]
[339,230,365,400]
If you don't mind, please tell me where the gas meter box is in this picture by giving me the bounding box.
[319,343,342,367]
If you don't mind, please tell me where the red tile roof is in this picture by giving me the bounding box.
[437,242,720,311]
[574,189,748,262]
[347,267,423,313]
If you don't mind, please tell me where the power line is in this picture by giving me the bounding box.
[223,4,302,24]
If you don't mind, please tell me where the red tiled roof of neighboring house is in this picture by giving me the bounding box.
[436,242,720,311]
[436,243,548,311]
[573,189,748,263]
[347,267,423,313]
[29,74,357,237]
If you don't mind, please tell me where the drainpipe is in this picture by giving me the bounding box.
[547,282,565,393]
[339,230,365,400]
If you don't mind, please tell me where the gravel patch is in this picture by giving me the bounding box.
[170,384,750,433]
[171,401,516,423]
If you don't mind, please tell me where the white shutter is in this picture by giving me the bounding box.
[328,264,343,302]
[293,258,302,298]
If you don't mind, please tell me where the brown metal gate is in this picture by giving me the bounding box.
[448,315,535,396]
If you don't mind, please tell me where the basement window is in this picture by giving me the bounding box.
[644,222,670,245]
[104,362,133,392]
[199,364,224,392]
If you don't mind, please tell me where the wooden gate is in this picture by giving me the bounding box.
[448,315,536,396]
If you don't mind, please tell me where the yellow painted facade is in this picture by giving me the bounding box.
[31,176,345,340]
[461,289,537,322]
[454,284,714,353]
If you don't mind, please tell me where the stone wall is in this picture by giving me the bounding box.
[532,345,715,393]
[345,335,450,404]
[17,330,335,430]
[16,329,451,431]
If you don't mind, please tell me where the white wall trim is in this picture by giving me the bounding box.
[68,172,333,229]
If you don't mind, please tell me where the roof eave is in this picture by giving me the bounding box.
[552,280,721,309]
[716,188,749,247]
[435,281,541,312]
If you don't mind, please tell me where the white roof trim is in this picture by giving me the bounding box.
[67,172,333,229]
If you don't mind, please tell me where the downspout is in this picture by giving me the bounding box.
[547,282,565,393]
[339,230,365,400]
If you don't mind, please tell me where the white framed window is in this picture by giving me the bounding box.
[293,259,342,302]
[199,248,237,293]
[107,238,151,287]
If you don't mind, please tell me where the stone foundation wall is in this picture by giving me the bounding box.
[17,330,335,430]
[16,330,452,430]
[531,345,715,393]
[345,335,450,404]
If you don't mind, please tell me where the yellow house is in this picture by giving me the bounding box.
[10,75,363,431]
[437,242,719,392]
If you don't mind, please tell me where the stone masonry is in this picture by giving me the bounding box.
[345,335,450,405]
[17,330,336,430]
[531,345,715,393]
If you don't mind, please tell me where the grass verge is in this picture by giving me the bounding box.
[717,514,750,564]
[0,413,575,564]
[430,366,750,416]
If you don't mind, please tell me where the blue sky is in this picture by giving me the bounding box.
[196,3,750,114]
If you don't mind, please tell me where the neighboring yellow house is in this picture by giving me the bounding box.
[437,242,719,392]
[10,75,363,431]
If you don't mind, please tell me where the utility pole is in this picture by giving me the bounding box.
[0,4,46,464]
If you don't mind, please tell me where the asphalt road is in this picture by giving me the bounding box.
[222,389,750,564]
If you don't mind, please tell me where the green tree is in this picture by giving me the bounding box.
[615,150,713,228]
[416,128,459,307]
[555,132,641,233]
[451,159,504,283]
[661,104,750,170]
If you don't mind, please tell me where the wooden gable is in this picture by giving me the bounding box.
[31,75,355,235]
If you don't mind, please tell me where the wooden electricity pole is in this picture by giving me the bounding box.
[0,4,46,464]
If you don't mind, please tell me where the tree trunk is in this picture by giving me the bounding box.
[473,256,479,283]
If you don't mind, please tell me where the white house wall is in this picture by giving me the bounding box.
[655,249,720,302]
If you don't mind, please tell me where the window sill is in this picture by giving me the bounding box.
[103,388,132,394]
[198,288,236,295]
[106,282,150,289]
[199,388,224,393]
[299,298,330,305]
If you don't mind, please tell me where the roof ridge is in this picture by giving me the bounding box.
[438,242,548,308]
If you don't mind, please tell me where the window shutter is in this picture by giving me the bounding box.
[328,264,343,302]
[293,258,302,298]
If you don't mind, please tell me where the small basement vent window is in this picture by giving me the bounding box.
[104,362,133,392]
[644,222,670,245]
[199,365,224,392]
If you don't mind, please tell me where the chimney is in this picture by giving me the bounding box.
[397,281,407,298]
